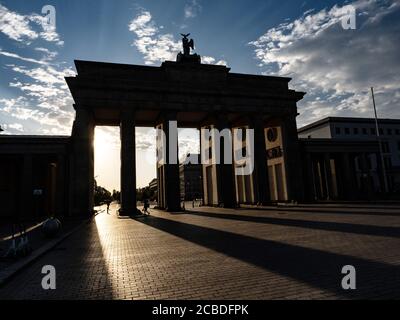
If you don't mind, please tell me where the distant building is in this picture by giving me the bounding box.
[0,135,69,221]
[148,178,157,196]
[298,117,400,198]
[179,154,203,201]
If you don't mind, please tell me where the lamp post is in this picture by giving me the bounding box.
[371,87,389,193]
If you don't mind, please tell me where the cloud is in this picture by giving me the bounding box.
[128,11,157,37]
[28,13,64,46]
[0,93,73,134]
[0,4,73,135]
[129,10,181,65]
[129,9,227,66]
[6,123,24,132]
[0,4,63,45]
[34,47,58,61]
[0,4,38,42]
[250,0,400,127]
[178,128,200,161]
[202,56,227,66]
[0,49,48,65]
[0,62,76,134]
[184,0,202,19]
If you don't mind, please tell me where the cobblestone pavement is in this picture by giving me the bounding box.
[1,203,400,300]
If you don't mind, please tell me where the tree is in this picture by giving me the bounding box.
[94,183,112,206]
[112,190,120,202]
[136,186,156,202]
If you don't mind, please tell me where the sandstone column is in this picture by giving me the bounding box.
[341,152,357,200]
[251,116,270,205]
[216,114,236,208]
[304,152,316,201]
[120,110,137,216]
[70,107,95,217]
[157,112,181,212]
[323,153,334,200]
[281,114,304,202]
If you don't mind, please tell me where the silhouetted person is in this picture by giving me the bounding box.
[143,199,150,215]
[106,200,111,214]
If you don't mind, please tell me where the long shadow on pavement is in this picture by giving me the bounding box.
[187,210,400,239]
[136,215,400,299]
[241,207,400,217]
[0,213,114,300]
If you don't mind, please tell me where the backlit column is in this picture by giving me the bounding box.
[157,112,181,212]
[70,106,95,217]
[281,114,304,202]
[323,153,334,200]
[120,110,137,216]
[216,114,236,208]
[251,116,270,205]
[341,152,357,200]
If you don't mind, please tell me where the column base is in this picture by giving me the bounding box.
[166,206,183,212]
[257,201,272,206]
[218,203,237,209]
[118,208,142,217]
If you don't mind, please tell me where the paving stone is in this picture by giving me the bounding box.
[0,204,400,300]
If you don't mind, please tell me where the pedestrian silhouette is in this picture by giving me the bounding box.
[106,200,111,214]
[143,198,150,215]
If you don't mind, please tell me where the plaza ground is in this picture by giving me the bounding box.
[1,203,400,300]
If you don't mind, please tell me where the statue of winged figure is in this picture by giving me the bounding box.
[180,33,194,56]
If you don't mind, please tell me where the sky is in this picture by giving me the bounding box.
[0,0,399,190]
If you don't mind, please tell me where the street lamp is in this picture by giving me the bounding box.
[371,87,389,193]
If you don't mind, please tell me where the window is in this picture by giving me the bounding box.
[379,128,384,135]
[353,128,359,135]
[397,141,400,151]
[345,128,350,135]
[362,128,368,135]
[335,127,341,135]
[396,129,400,135]
[387,129,392,135]
[371,128,376,135]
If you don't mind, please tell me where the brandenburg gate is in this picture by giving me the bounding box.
[66,36,305,216]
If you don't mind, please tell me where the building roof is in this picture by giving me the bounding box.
[298,117,400,133]
[0,135,70,142]
[0,135,71,155]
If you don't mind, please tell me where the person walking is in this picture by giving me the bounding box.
[143,198,150,215]
[106,200,111,214]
